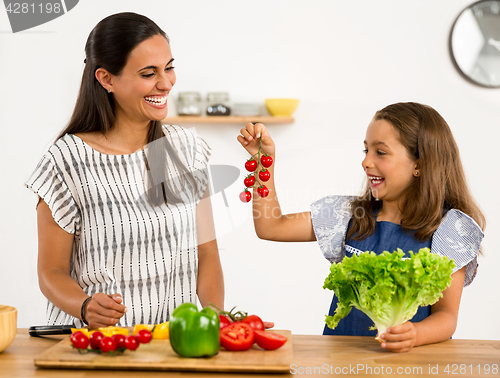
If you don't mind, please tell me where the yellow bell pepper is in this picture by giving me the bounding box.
[71,326,129,337]
[98,326,129,337]
[152,322,169,339]
[71,327,92,337]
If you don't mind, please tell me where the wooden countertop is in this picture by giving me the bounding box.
[1,329,499,377]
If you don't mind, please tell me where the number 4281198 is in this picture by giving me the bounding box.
[5,3,62,14]
[443,364,498,375]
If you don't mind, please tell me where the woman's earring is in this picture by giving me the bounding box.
[414,171,419,177]
[108,88,112,93]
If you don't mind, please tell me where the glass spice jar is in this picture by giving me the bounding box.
[177,92,203,116]
[206,92,231,116]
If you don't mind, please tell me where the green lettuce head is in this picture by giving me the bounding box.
[323,248,455,340]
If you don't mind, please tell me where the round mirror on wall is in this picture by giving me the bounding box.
[450,0,500,88]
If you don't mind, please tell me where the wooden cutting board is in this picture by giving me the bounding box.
[34,330,293,373]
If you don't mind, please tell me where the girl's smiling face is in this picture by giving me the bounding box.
[362,119,418,203]
[108,34,176,126]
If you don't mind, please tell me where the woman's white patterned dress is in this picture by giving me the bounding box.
[25,125,210,327]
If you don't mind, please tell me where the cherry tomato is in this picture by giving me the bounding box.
[239,190,252,203]
[220,322,255,351]
[219,314,232,329]
[245,159,257,172]
[111,334,127,349]
[71,331,89,349]
[244,175,255,187]
[100,336,117,353]
[258,169,270,182]
[125,335,139,351]
[70,331,83,344]
[89,331,105,350]
[260,155,273,168]
[254,330,287,350]
[241,315,265,332]
[136,329,152,344]
[257,185,269,198]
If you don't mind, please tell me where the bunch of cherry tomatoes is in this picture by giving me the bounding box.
[239,136,273,203]
[217,306,287,351]
[70,328,152,354]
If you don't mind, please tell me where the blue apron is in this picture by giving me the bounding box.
[323,220,432,336]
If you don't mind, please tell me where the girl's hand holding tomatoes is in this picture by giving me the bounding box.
[237,123,276,202]
[238,123,275,158]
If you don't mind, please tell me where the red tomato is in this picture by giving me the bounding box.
[219,314,232,329]
[100,337,117,353]
[244,175,255,187]
[70,331,83,344]
[239,190,252,203]
[125,335,139,351]
[260,155,273,168]
[245,159,257,172]
[71,331,89,349]
[241,315,265,332]
[136,329,152,344]
[258,169,270,182]
[111,334,127,349]
[220,322,255,351]
[254,330,287,350]
[257,185,269,198]
[89,331,105,350]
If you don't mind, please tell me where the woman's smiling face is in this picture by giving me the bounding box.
[362,119,418,202]
[109,34,176,125]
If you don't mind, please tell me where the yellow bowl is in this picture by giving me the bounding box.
[265,98,299,116]
[0,305,17,353]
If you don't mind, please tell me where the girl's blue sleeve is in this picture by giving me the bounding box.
[431,209,484,287]
[310,195,354,263]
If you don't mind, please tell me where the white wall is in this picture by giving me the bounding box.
[1,0,498,340]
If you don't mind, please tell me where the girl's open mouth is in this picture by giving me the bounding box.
[368,175,384,187]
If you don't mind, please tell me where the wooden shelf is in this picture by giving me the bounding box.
[162,116,294,124]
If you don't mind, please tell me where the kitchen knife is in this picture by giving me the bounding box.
[29,325,75,336]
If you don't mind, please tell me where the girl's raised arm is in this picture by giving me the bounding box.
[237,123,316,242]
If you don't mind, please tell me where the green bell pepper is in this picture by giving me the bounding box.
[169,302,220,358]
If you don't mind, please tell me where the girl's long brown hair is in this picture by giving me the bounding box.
[57,12,195,206]
[347,102,485,247]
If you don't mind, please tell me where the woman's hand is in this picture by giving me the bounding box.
[237,122,275,157]
[83,292,127,328]
[379,321,417,353]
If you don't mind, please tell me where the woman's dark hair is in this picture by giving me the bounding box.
[57,12,195,205]
[347,102,486,249]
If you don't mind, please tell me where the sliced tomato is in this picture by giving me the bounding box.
[220,322,254,351]
[254,330,287,350]
[241,314,264,332]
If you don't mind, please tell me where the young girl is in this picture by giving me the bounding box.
[237,102,485,353]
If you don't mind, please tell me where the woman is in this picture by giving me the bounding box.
[25,12,224,328]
